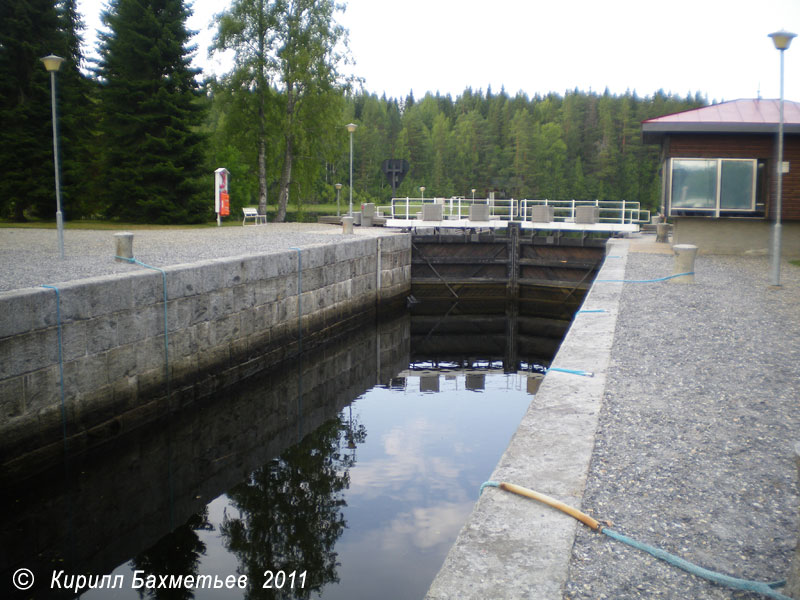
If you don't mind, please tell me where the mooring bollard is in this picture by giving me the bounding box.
[342,216,354,234]
[671,244,697,284]
[656,222,670,243]
[114,232,134,261]
[787,442,800,599]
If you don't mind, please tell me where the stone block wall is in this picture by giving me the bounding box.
[0,233,411,479]
[2,314,411,578]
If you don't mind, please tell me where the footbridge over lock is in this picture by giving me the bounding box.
[376,196,643,312]
[380,196,649,235]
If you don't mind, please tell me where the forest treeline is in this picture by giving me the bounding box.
[333,89,706,211]
[1,0,706,223]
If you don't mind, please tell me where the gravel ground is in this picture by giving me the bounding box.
[564,251,800,599]
[0,224,394,293]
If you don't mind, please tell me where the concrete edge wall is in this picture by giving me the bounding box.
[673,217,800,256]
[426,239,629,599]
[0,232,411,479]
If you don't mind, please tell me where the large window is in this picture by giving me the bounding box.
[669,158,758,216]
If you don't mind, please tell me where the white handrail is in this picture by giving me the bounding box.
[388,197,652,224]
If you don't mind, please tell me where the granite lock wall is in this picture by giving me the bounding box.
[2,314,411,582]
[0,233,411,480]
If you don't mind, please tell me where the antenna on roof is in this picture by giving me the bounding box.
[757,82,762,100]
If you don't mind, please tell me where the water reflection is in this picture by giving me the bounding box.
[2,314,408,600]
[133,511,213,600]
[222,416,364,599]
[322,373,536,600]
[2,296,573,600]
[410,297,568,372]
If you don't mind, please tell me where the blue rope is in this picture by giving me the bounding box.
[577,309,607,314]
[480,480,791,599]
[290,247,303,351]
[602,528,791,600]
[41,285,67,453]
[597,272,694,283]
[116,256,169,396]
[547,366,594,377]
[480,480,500,495]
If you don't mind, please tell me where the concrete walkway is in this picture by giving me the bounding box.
[428,234,800,599]
[0,224,398,293]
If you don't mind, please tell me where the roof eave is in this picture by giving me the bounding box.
[642,122,800,144]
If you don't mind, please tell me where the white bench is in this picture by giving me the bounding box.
[242,207,266,225]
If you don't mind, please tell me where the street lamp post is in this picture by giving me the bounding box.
[420,186,425,201]
[41,54,66,259]
[335,183,342,217]
[768,29,796,286]
[346,123,357,216]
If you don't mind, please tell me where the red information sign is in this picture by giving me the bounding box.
[220,192,230,216]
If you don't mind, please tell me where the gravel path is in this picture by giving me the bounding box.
[0,225,394,293]
[564,251,800,599]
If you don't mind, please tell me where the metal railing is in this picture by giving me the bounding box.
[380,197,520,220]
[382,197,650,224]
[520,199,650,225]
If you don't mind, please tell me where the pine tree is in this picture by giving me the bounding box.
[97,0,208,223]
[0,0,62,220]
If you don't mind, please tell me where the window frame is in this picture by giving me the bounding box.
[668,157,758,217]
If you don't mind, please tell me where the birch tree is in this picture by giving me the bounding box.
[213,0,348,221]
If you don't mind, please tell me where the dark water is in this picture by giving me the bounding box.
[3,303,567,600]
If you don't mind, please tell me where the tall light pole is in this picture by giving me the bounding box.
[346,123,357,216]
[335,182,342,217]
[768,29,796,286]
[420,186,425,201]
[41,54,66,259]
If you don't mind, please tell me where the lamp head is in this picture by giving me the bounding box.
[41,54,65,72]
[769,30,797,51]
[335,183,342,190]
[346,123,357,133]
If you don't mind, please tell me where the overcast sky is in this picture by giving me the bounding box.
[77,0,800,104]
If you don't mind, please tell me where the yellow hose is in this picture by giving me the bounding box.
[498,482,602,531]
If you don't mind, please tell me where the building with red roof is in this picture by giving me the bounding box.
[642,98,800,255]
